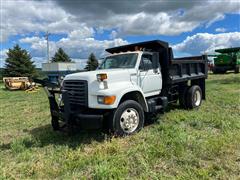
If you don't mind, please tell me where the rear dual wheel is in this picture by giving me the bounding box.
[179,85,202,109]
[187,85,202,109]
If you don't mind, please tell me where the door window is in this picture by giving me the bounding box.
[139,54,153,71]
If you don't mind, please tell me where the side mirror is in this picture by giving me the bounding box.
[152,52,159,69]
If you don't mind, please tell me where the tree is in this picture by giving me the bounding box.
[85,53,99,71]
[3,44,36,77]
[51,48,71,62]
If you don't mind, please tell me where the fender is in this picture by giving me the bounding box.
[88,81,148,111]
[117,86,148,112]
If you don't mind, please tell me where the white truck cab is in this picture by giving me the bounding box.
[40,40,207,136]
[64,51,162,110]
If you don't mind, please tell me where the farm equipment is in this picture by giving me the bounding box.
[3,77,38,91]
[212,47,240,74]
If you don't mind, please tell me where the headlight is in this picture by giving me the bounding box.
[97,95,116,105]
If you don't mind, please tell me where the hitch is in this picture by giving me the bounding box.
[34,78,71,131]
[34,78,103,133]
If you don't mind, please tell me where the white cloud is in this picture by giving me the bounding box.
[54,0,240,36]
[1,0,240,42]
[0,0,86,42]
[68,27,94,39]
[19,33,128,60]
[173,32,240,55]
[17,34,127,68]
[108,12,200,36]
[215,28,227,33]
[56,37,128,58]
[19,37,43,44]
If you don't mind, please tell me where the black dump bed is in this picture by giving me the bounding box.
[170,56,207,83]
[106,40,208,86]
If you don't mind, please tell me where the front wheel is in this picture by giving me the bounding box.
[110,100,144,136]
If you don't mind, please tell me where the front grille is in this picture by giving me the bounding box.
[63,80,88,110]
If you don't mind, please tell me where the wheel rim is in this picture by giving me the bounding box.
[120,108,139,133]
[194,90,201,106]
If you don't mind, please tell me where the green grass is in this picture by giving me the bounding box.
[0,73,240,179]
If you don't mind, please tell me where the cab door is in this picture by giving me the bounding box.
[138,53,162,96]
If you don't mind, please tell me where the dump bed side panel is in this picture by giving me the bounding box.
[169,56,208,84]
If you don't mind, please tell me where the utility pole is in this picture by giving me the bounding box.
[45,31,50,62]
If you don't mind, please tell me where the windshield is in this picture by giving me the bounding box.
[99,53,138,69]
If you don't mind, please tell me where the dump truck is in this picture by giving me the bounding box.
[212,47,240,74]
[38,40,208,136]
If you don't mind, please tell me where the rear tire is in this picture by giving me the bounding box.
[185,85,202,109]
[110,100,144,136]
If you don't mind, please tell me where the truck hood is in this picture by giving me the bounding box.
[64,69,136,83]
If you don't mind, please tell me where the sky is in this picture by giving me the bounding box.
[0,0,240,69]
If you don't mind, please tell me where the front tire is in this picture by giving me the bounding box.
[110,100,144,136]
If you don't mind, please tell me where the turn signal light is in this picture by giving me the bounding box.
[98,96,116,105]
[97,73,107,81]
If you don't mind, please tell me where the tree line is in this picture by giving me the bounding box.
[3,44,99,77]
